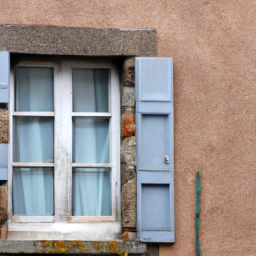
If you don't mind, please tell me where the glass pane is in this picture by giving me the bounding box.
[15,67,54,111]
[13,117,54,163]
[13,167,54,215]
[73,118,109,163]
[72,69,109,112]
[72,168,111,216]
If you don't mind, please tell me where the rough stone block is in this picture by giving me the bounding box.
[121,136,136,167]
[0,184,7,240]
[0,110,8,143]
[122,87,135,107]
[122,210,136,228]
[122,113,135,137]
[122,231,137,240]
[128,232,137,239]
[0,185,7,227]
[122,178,136,228]
[121,163,136,186]
[0,222,7,241]
[123,57,135,87]
[122,107,135,114]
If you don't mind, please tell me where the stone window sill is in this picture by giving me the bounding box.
[0,239,146,255]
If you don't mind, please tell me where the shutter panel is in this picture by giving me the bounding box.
[0,144,8,180]
[0,51,10,103]
[0,51,10,180]
[136,57,174,243]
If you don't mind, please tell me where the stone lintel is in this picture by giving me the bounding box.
[0,25,157,57]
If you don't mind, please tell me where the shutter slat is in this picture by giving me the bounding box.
[0,51,10,103]
[136,57,174,243]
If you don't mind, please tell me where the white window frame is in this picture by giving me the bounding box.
[7,58,121,240]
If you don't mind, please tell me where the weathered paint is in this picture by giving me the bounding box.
[196,170,201,256]
[136,57,174,243]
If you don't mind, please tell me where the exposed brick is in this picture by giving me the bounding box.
[122,231,129,239]
[122,113,135,137]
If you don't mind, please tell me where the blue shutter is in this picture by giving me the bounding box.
[0,51,10,103]
[0,144,8,180]
[0,51,10,180]
[136,57,174,243]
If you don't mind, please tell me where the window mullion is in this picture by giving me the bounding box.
[54,61,72,222]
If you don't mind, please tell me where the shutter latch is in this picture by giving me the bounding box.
[165,155,169,164]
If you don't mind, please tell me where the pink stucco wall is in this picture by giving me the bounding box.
[1,1,256,255]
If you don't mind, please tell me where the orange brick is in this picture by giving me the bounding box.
[122,231,129,239]
[122,113,135,137]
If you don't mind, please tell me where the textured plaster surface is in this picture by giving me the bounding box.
[0,1,256,255]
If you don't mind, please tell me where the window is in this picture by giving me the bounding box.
[8,58,121,240]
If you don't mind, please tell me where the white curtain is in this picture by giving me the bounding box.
[13,167,53,215]
[72,69,108,112]
[15,67,53,111]
[72,168,111,216]
[13,67,54,215]
[72,69,111,216]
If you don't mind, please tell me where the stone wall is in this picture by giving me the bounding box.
[121,57,137,237]
[0,107,8,144]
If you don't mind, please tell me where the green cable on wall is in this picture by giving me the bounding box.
[196,170,201,256]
